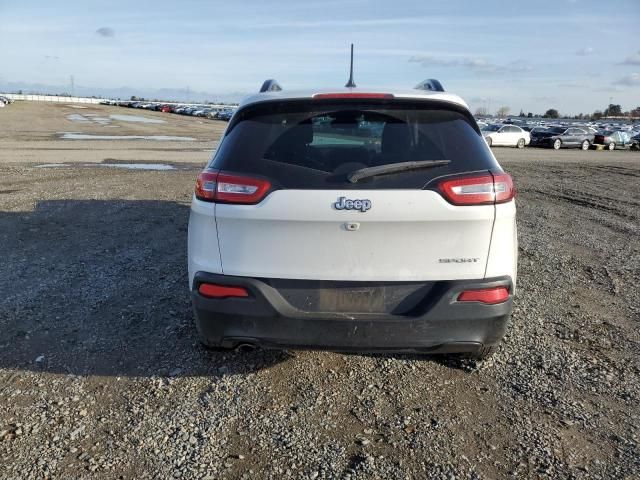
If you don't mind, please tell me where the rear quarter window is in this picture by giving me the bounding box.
[210,99,500,190]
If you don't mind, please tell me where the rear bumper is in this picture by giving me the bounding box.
[191,273,513,354]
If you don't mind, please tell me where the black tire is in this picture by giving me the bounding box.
[516,138,525,149]
[608,142,615,151]
[581,140,590,150]
[466,345,498,360]
[553,139,562,150]
[486,137,493,147]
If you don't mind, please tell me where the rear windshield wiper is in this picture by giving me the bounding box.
[347,160,451,183]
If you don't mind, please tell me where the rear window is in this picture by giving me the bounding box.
[210,100,499,189]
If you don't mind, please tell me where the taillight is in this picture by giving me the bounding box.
[312,93,394,100]
[195,170,217,201]
[198,283,249,298]
[216,173,271,204]
[194,171,271,204]
[457,287,509,304]
[492,173,515,203]
[437,172,514,206]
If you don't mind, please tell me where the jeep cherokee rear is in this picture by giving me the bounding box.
[188,79,517,358]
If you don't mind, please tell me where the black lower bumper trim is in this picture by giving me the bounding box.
[191,272,513,354]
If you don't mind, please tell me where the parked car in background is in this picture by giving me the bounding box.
[593,130,633,150]
[481,124,530,148]
[522,126,548,134]
[530,126,593,150]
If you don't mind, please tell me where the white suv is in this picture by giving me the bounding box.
[188,79,517,359]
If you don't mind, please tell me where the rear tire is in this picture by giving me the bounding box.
[553,139,562,150]
[467,345,498,360]
[486,137,493,147]
[581,140,590,150]
[608,142,615,150]
[516,138,525,149]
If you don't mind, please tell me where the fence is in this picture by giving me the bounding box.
[0,93,106,104]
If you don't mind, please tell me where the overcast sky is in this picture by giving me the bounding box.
[1,0,639,114]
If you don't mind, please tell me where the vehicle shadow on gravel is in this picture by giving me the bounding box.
[344,352,479,371]
[0,199,290,378]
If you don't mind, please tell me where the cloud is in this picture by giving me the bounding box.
[613,73,640,86]
[593,86,625,93]
[532,96,557,103]
[408,56,532,74]
[558,82,587,88]
[620,51,640,65]
[408,55,460,67]
[95,27,115,38]
[575,47,594,56]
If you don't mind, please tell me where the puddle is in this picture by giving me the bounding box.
[59,133,196,141]
[35,163,176,171]
[66,114,90,123]
[99,163,175,170]
[65,114,165,126]
[109,114,166,124]
[66,113,110,125]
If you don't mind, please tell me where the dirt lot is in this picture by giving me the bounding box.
[0,103,638,479]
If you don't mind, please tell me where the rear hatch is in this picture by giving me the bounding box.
[209,97,502,281]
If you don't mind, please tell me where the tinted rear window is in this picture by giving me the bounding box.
[210,100,499,189]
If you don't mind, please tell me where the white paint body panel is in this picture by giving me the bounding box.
[188,197,222,285]
[188,190,507,283]
[485,201,518,287]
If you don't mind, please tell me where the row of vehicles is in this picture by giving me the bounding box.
[99,99,237,121]
[478,120,640,150]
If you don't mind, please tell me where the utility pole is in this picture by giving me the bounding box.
[70,75,74,97]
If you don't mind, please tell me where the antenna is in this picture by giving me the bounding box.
[345,44,356,88]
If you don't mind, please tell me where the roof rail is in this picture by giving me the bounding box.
[259,79,283,93]
[415,79,445,92]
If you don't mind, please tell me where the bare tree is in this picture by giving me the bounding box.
[475,106,488,116]
[496,106,510,117]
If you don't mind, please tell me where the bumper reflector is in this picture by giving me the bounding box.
[198,283,249,299]
[457,287,509,305]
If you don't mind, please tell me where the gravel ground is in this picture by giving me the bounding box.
[0,104,639,479]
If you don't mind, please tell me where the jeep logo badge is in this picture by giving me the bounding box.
[333,197,372,212]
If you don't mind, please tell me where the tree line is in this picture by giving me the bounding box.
[476,104,640,120]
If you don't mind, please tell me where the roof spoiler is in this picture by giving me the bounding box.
[259,79,282,93]
[415,79,445,92]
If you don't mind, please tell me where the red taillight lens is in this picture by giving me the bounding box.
[194,171,271,204]
[437,172,514,206]
[492,173,515,203]
[312,93,394,100]
[198,283,249,298]
[215,173,271,204]
[457,287,509,304]
[195,170,218,201]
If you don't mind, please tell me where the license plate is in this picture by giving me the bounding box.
[317,287,385,313]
